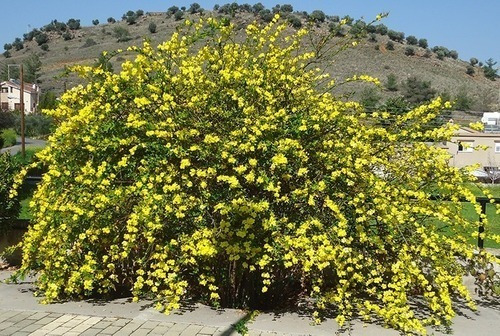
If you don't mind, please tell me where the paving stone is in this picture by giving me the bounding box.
[6,313,32,323]
[26,312,50,320]
[79,328,104,336]
[91,321,112,329]
[20,323,43,333]
[69,323,93,333]
[101,325,122,334]
[110,319,130,327]
[167,323,189,333]
[11,332,30,336]
[149,325,171,335]
[141,321,160,329]
[35,317,56,325]
[49,326,72,335]
[10,319,34,329]
[1,326,23,335]
[27,330,48,336]
[0,321,15,330]
[0,311,20,323]
[102,317,118,322]
[46,314,63,319]
[179,324,203,336]
[198,326,218,335]
[157,322,175,328]
[130,328,153,336]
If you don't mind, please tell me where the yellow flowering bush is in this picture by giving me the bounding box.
[12,16,499,334]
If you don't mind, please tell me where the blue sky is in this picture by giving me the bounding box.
[1,1,499,64]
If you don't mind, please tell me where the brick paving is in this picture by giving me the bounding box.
[0,309,289,336]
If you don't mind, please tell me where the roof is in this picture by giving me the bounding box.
[0,79,39,93]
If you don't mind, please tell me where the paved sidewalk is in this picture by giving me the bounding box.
[1,269,499,336]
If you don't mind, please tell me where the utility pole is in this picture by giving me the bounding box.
[20,64,25,158]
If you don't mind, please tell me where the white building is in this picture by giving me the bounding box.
[0,79,40,114]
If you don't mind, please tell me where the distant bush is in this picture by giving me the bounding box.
[406,35,417,45]
[252,2,265,13]
[0,152,21,230]
[113,26,131,42]
[92,19,99,26]
[67,18,81,30]
[22,114,54,138]
[375,24,388,35]
[368,33,377,42]
[35,33,49,46]
[418,38,428,49]
[388,30,404,42]
[309,10,326,23]
[469,57,478,66]
[136,9,144,17]
[287,15,302,28]
[402,76,437,104]
[349,20,366,37]
[281,4,293,13]
[449,50,459,60]
[12,38,24,51]
[4,43,12,51]
[82,38,97,48]
[107,17,116,24]
[259,9,273,23]
[1,129,17,147]
[3,51,11,58]
[385,74,398,91]
[188,3,202,14]
[483,58,498,81]
[123,10,137,24]
[423,49,432,58]
[454,88,474,111]
[360,87,381,111]
[148,22,157,34]
[62,32,73,41]
[40,43,49,51]
[466,65,475,76]
[405,46,415,56]
[386,41,394,50]
[167,6,179,15]
[0,111,16,130]
[365,24,376,34]
[174,10,184,21]
[38,91,58,110]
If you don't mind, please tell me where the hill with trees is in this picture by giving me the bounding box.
[1,3,498,112]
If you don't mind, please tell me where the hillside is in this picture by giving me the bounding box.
[1,6,499,112]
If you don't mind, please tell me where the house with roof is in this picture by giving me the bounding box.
[444,125,500,182]
[0,79,41,114]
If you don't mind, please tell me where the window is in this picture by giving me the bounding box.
[1,87,8,93]
[457,141,473,152]
[495,142,500,153]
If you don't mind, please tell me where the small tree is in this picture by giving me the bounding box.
[62,32,73,41]
[385,74,398,91]
[449,50,459,60]
[406,35,418,45]
[12,38,24,51]
[174,10,184,21]
[67,18,81,30]
[281,4,293,13]
[405,46,415,56]
[418,38,428,49]
[148,22,157,34]
[3,43,12,51]
[35,33,49,46]
[483,58,498,80]
[375,24,388,35]
[469,57,478,66]
[107,17,116,24]
[136,9,144,17]
[167,6,179,15]
[466,65,475,76]
[92,19,99,26]
[40,43,49,51]
[188,3,201,14]
[402,76,437,104]
[386,40,394,50]
[113,26,131,42]
[309,10,326,23]
[287,15,302,29]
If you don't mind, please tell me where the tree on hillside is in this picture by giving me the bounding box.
[12,38,24,51]
[92,19,99,26]
[23,53,42,83]
[35,33,49,46]
[188,3,202,14]
[66,18,81,30]
[309,10,326,23]
[107,17,116,24]
[113,26,131,42]
[148,22,157,34]
[483,58,498,81]
[38,91,58,110]
[385,74,398,91]
[402,76,437,104]
[375,24,388,35]
[418,38,428,49]
[406,35,418,45]
[469,57,478,66]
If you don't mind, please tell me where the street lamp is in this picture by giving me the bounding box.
[7,64,25,158]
